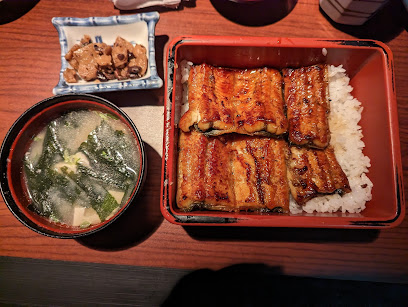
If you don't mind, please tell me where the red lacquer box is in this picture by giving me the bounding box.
[160,36,404,228]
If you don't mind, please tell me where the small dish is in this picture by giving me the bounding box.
[0,94,146,238]
[160,36,405,229]
[52,12,163,95]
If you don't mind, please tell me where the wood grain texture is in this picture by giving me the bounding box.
[0,256,189,306]
[1,256,407,306]
[0,0,408,284]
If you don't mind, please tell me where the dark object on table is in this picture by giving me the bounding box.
[162,263,408,307]
[320,0,408,42]
[0,0,40,25]
[210,0,298,26]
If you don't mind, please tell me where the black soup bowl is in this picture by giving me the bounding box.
[0,94,146,238]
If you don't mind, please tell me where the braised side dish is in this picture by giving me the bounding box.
[177,63,351,213]
[63,35,148,83]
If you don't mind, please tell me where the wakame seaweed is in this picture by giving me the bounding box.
[24,124,66,216]
[25,158,81,216]
[65,169,119,221]
[76,164,129,190]
[97,193,120,221]
[23,112,138,227]
[79,121,137,179]
[35,124,64,171]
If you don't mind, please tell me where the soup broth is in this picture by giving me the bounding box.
[23,110,140,228]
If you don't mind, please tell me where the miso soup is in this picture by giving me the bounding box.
[23,110,140,228]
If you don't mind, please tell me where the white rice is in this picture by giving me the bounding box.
[291,65,373,214]
[179,60,193,117]
[178,62,373,214]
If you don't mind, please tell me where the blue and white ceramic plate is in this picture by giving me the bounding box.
[52,12,163,95]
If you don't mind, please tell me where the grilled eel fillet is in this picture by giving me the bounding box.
[177,131,290,212]
[282,64,330,149]
[178,64,288,137]
[286,146,351,205]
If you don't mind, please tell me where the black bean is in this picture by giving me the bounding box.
[104,72,115,80]
[104,66,114,74]
[129,66,141,74]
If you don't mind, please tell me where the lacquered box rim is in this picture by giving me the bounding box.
[160,36,405,229]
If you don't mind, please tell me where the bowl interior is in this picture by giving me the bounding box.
[2,95,145,237]
[163,38,403,227]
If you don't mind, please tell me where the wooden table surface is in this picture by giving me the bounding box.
[1,0,408,285]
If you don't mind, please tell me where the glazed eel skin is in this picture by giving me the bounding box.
[178,64,288,137]
[177,131,290,212]
[286,146,351,205]
[282,64,330,149]
[177,63,351,211]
